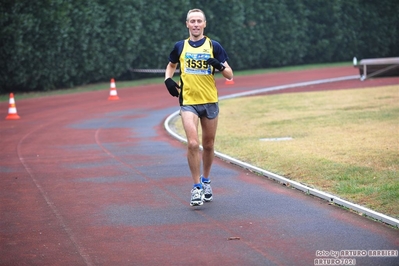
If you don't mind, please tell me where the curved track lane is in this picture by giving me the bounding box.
[1,66,398,265]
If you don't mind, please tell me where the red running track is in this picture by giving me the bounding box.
[1,66,398,265]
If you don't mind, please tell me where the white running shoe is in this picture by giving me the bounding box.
[202,180,213,202]
[190,187,204,206]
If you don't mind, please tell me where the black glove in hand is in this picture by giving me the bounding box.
[206,58,226,71]
[164,78,180,97]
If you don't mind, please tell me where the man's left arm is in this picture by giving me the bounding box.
[219,61,233,80]
[208,40,234,80]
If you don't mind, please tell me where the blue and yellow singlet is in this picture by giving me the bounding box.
[178,37,218,105]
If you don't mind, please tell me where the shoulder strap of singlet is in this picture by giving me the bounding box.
[177,38,190,58]
[207,37,215,57]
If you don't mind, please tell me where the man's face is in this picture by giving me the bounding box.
[186,12,206,38]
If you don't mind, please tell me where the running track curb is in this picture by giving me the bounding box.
[164,75,399,228]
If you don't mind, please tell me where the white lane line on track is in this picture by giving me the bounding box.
[164,75,399,228]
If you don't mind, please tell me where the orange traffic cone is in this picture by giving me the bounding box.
[108,78,119,100]
[225,78,234,85]
[6,93,20,120]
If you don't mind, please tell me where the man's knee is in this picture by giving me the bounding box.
[187,139,200,150]
[202,140,214,151]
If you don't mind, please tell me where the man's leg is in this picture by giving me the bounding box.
[180,110,201,185]
[200,115,218,178]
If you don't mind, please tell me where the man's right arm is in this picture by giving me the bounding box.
[164,62,180,97]
[165,62,178,80]
[165,41,182,80]
[164,41,183,97]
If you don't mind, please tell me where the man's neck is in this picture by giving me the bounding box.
[190,35,204,42]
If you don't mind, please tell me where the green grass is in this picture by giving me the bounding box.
[216,85,399,218]
[231,62,350,76]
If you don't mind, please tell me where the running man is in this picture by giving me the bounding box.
[164,8,234,206]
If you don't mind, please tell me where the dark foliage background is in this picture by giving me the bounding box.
[1,0,398,93]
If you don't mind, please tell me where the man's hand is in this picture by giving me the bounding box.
[164,78,180,97]
[206,58,226,71]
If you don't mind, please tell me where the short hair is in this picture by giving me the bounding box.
[186,9,206,21]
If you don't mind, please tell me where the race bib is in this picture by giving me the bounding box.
[184,52,211,75]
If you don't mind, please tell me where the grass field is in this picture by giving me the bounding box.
[174,85,399,219]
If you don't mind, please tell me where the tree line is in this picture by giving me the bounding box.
[1,0,398,93]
